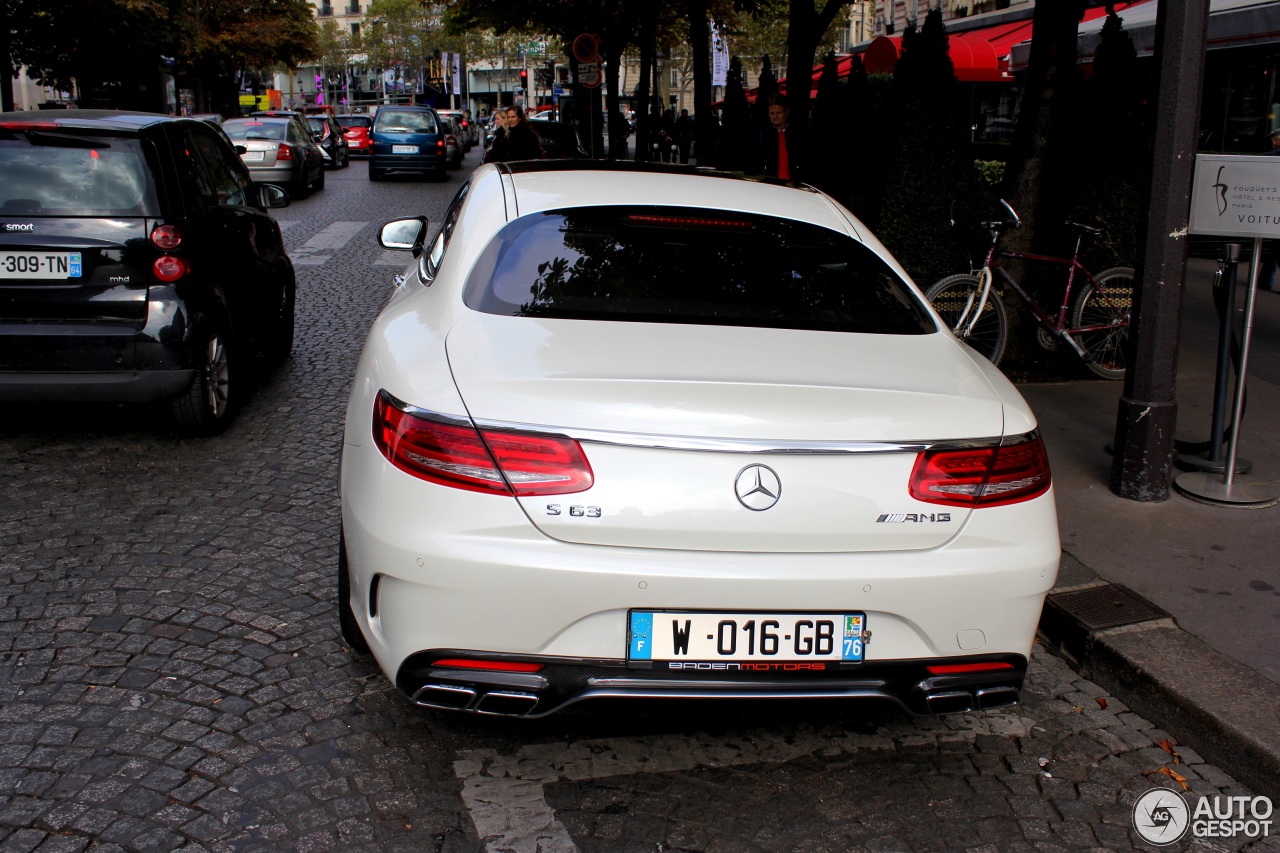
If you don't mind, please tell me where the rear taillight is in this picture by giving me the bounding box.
[437,138,444,152]
[152,255,188,282]
[909,436,1051,508]
[277,143,293,161]
[373,390,594,496]
[150,224,182,250]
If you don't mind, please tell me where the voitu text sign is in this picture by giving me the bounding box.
[1188,154,1280,238]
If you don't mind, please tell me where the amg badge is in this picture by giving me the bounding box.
[877,513,951,523]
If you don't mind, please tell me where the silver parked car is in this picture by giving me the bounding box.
[222,117,325,198]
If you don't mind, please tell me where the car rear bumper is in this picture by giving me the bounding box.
[340,440,1059,718]
[394,649,1028,718]
[370,153,444,173]
[0,368,194,402]
[245,163,297,183]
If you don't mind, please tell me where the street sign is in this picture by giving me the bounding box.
[573,34,599,64]
[1189,154,1280,238]
[578,62,601,89]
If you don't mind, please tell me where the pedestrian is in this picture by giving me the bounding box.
[756,94,803,182]
[483,109,510,164]
[501,106,542,161]
[674,109,695,164]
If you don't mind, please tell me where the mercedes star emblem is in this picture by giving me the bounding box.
[735,464,782,511]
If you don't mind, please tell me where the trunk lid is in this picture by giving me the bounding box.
[446,313,1006,553]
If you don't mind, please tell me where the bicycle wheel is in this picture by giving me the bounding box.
[926,273,1008,365]
[1070,266,1134,380]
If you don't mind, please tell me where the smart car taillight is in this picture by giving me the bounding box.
[373,390,594,496]
[152,255,189,282]
[150,224,182,250]
[277,143,293,161]
[908,436,1051,508]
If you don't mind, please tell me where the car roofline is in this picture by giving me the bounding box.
[492,159,821,191]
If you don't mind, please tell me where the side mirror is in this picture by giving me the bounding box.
[379,217,428,255]
[234,144,247,155]
[258,183,291,209]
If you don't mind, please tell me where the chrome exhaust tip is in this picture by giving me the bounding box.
[474,691,539,716]
[975,686,1019,710]
[925,690,974,715]
[411,683,478,710]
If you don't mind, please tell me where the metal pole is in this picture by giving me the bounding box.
[1174,237,1280,507]
[1223,239,1262,488]
[1209,244,1239,462]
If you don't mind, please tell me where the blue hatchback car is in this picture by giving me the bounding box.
[368,106,447,181]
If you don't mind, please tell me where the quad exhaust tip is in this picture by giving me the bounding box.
[411,684,539,716]
[925,686,1020,715]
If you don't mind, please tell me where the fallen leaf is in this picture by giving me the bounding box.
[1072,706,1084,714]
[1157,766,1191,792]
[1095,697,1108,711]
[1157,739,1182,764]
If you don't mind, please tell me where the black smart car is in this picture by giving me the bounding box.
[0,110,297,434]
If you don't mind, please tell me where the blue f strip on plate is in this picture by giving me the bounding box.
[629,612,653,660]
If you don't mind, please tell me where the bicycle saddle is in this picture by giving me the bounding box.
[1065,220,1103,236]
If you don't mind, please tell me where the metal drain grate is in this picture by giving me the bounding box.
[1046,583,1168,631]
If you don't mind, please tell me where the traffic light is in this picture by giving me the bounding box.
[519,69,529,91]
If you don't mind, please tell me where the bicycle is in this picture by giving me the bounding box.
[925,199,1135,380]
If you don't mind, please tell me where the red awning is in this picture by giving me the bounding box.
[753,1,1154,96]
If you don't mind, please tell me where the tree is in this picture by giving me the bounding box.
[4,0,319,114]
[361,0,448,100]
[876,10,969,282]
[1068,11,1148,270]
[316,19,352,109]
[782,0,853,132]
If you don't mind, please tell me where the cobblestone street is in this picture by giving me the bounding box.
[2,156,1278,853]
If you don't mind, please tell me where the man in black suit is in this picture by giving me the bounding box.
[758,95,802,182]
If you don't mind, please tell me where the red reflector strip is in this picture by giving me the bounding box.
[926,662,1015,675]
[0,121,59,130]
[624,214,751,230]
[433,659,544,673]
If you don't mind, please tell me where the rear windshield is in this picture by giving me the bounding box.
[374,110,438,133]
[0,131,159,216]
[464,206,936,335]
[222,119,287,141]
[338,116,371,130]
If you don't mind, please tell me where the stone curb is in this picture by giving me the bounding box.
[1039,555,1280,802]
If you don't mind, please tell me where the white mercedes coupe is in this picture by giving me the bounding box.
[338,161,1060,718]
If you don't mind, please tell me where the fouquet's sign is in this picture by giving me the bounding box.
[1189,154,1280,238]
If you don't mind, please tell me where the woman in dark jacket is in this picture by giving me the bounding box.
[502,106,542,161]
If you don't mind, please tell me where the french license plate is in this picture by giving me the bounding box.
[392,144,419,154]
[0,251,82,280]
[629,611,865,663]
[241,151,265,162]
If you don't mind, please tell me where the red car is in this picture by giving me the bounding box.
[337,114,373,157]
